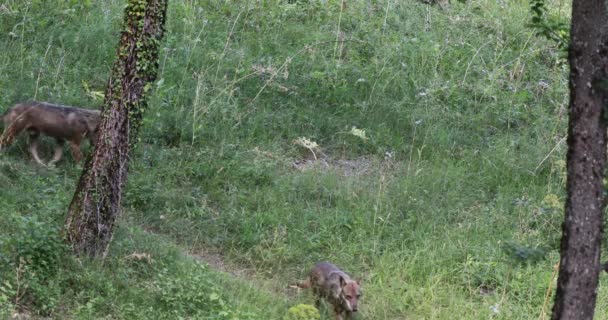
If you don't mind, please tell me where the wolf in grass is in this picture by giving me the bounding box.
[293,262,362,320]
[0,101,100,166]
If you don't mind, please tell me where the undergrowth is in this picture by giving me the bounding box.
[2,0,606,319]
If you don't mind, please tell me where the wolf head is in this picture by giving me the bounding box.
[83,110,101,142]
[339,276,361,312]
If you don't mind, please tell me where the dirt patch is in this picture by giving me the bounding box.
[187,248,256,278]
[292,155,394,177]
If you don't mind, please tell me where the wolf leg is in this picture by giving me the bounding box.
[28,131,46,166]
[315,298,322,309]
[69,139,83,162]
[333,303,349,320]
[48,139,65,166]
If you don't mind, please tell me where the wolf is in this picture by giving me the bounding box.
[0,101,101,166]
[293,262,362,320]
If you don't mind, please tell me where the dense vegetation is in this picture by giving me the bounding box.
[1,0,604,319]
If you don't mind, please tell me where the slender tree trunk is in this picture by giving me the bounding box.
[551,1,608,319]
[65,0,168,257]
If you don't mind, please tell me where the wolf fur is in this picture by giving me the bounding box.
[0,101,100,166]
[293,262,362,320]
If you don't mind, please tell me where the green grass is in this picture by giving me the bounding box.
[3,0,607,319]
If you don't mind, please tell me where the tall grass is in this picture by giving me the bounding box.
[2,0,605,319]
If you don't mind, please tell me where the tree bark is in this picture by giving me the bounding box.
[551,1,608,319]
[65,0,168,257]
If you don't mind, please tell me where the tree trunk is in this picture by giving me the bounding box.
[551,1,608,319]
[65,0,168,257]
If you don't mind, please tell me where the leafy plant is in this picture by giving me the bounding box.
[529,0,569,50]
[284,304,320,320]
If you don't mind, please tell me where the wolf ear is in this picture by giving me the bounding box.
[355,278,361,285]
[339,276,346,287]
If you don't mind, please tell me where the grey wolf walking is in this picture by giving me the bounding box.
[0,101,100,166]
[293,262,362,320]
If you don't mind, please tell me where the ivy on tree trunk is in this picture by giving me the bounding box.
[65,0,168,257]
[551,0,608,319]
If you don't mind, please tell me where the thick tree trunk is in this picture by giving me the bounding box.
[551,1,608,319]
[65,0,168,257]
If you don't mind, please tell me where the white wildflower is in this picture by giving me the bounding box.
[349,126,368,141]
[384,150,394,160]
[294,137,320,160]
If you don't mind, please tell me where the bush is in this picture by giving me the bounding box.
[0,212,67,314]
[284,304,320,320]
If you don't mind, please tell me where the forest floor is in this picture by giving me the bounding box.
[4,0,608,319]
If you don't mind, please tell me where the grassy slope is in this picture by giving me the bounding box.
[2,0,607,319]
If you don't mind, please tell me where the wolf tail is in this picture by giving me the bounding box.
[0,110,23,148]
[0,110,7,149]
[289,278,311,289]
